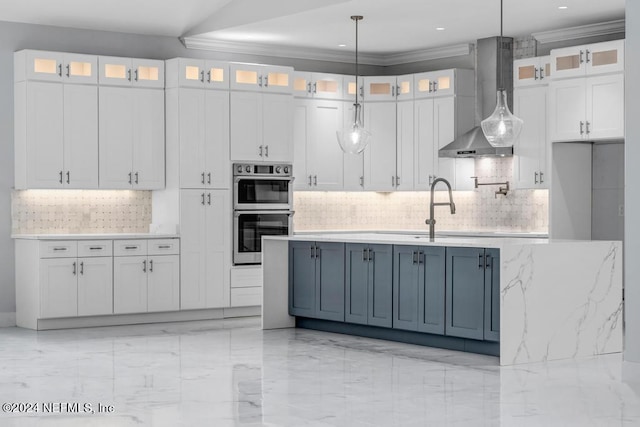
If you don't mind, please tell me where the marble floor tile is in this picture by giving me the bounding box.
[1,317,640,426]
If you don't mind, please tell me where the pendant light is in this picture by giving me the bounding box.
[480,0,523,147]
[337,15,371,154]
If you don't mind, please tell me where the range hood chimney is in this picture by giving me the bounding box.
[439,36,515,158]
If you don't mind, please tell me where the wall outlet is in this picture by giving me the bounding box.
[618,204,625,217]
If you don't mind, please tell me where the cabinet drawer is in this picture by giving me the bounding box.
[231,287,262,307]
[147,238,179,256]
[113,240,147,256]
[231,266,262,288]
[77,240,113,257]
[39,241,78,258]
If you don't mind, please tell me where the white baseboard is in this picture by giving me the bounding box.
[0,312,17,328]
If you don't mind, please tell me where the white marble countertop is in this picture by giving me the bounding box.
[12,233,180,240]
[267,232,570,249]
[295,229,549,239]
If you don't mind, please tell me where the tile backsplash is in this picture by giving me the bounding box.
[12,190,152,234]
[293,158,549,233]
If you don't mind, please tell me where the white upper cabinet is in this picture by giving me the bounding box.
[293,72,344,99]
[414,69,474,98]
[15,50,97,84]
[513,86,548,189]
[165,58,229,89]
[551,40,624,79]
[362,75,413,102]
[514,56,551,87]
[98,56,164,88]
[230,63,293,93]
[363,101,397,191]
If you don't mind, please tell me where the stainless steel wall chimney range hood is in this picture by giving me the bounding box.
[439,37,515,158]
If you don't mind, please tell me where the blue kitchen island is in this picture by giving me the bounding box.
[262,233,623,365]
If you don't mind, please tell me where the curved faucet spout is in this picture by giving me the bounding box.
[425,178,456,241]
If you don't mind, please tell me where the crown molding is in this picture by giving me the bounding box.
[532,19,625,44]
[181,36,472,66]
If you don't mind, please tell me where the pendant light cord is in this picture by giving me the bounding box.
[499,0,503,91]
[355,16,358,106]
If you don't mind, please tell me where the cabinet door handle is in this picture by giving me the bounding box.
[433,81,438,92]
[308,175,312,186]
[362,248,368,262]
[579,121,584,135]
[201,193,205,205]
[412,251,418,265]
[369,249,374,262]
[58,63,62,77]
[313,175,317,186]
[66,171,70,184]
[206,71,211,83]
[134,69,138,81]
[128,172,132,184]
[359,176,364,187]
[80,261,84,275]
[66,64,70,78]
[135,172,139,184]
[539,171,544,183]
[534,68,539,80]
[259,145,264,157]
[485,254,492,268]
[207,172,211,185]
[259,75,263,87]
[312,82,317,93]
[143,260,147,273]
[72,261,77,275]
[59,171,63,184]
[128,69,132,81]
[265,145,269,157]
[310,246,315,259]
[359,85,364,98]
[396,176,400,186]
[264,76,269,87]
[534,171,539,184]
[200,70,204,82]
[201,172,205,184]
[392,176,395,187]
[391,85,396,97]
[586,49,591,63]
[540,67,545,80]
[579,50,584,64]
[207,193,211,205]
[586,121,590,134]
[149,259,153,273]
[478,253,484,269]
[307,82,312,93]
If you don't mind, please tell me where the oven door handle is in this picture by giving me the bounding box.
[233,176,293,183]
[234,210,295,217]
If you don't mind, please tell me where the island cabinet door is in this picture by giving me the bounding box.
[484,249,500,342]
[368,244,393,328]
[345,243,369,325]
[393,245,420,331]
[289,241,317,318]
[417,246,446,335]
[445,247,486,340]
[315,242,345,322]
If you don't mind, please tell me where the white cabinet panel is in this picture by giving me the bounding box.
[363,102,397,191]
[342,102,365,190]
[396,100,414,190]
[514,86,548,189]
[78,257,113,316]
[262,94,293,161]
[63,84,98,188]
[40,258,77,318]
[307,100,344,190]
[587,74,624,140]
[414,98,436,189]
[113,255,148,314]
[99,86,134,188]
[147,255,180,312]
[132,88,165,189]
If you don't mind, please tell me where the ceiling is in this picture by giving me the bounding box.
[0,0,625,60]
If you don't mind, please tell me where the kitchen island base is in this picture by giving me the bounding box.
[296,317,499,357]
[262,234,623,366]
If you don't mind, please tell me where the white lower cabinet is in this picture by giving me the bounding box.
[180,189,230,310]
[113,239,180,314]
[16,237,179,329]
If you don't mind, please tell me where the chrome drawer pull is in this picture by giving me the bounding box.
[53,247,68,251]
[89,247,103,250]
[158,245,171,249]
[125,246,139,250]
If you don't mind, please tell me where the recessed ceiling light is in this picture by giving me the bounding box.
[558,6,568,10]
[338,44,346,47]
[436,27,445,31]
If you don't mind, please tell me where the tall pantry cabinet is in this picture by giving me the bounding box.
[156,58,232,310]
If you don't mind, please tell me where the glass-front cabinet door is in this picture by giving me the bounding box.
[363,76,396,101]
[131,59,164,89]
[25,51,97,84]
[396,74,413,101]
[514,56,550,87]
[551,40,624,79]
[414,69,455,98]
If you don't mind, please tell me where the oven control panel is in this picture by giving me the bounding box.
[233,163,292,177]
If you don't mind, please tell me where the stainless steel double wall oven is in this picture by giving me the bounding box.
[233,163,293,265]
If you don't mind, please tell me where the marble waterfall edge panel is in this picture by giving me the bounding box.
[501,241,622,365]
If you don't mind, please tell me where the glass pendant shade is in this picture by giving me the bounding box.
[481,89,523,147]
[337,103,371,154]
